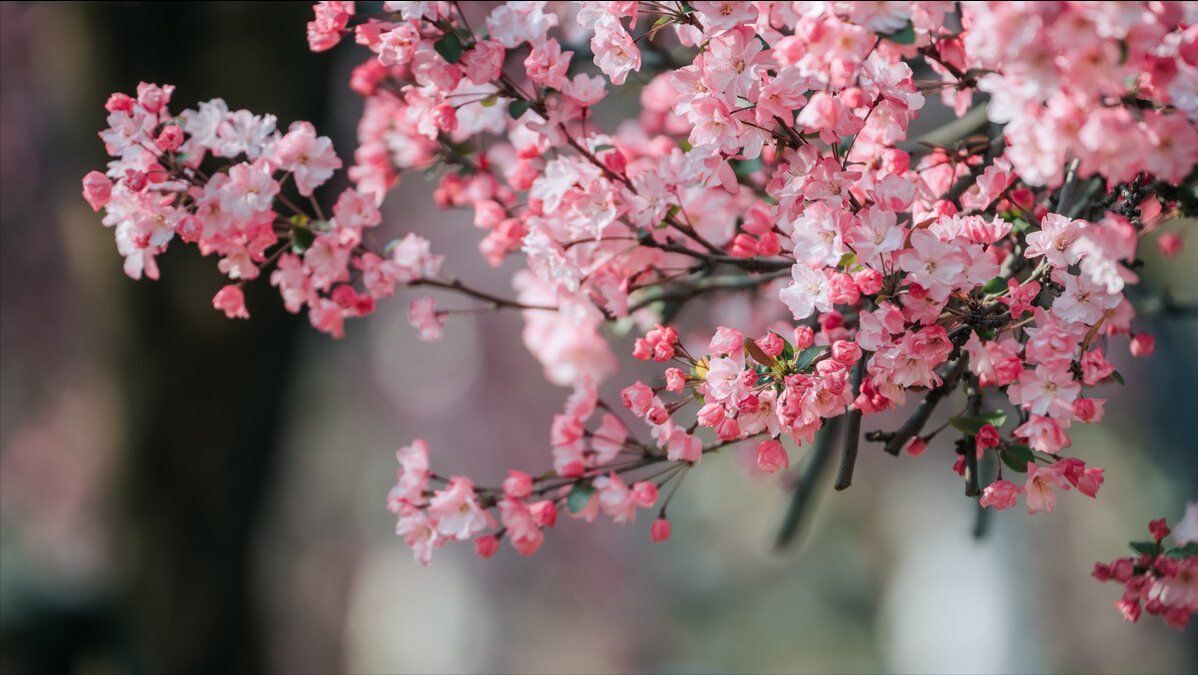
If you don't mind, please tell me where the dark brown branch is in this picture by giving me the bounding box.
[834,353,871,490]
[775,416,841,550]
[882,357,970,456]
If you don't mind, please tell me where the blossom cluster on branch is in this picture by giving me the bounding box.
[85,1,1197,629]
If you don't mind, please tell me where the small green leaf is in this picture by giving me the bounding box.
[837,252,858,269]
[792,346,826,373]
[974,326,999,341]
[983,277,1007,294]
[593,144,616,152]
[949,410,1008,436]
[1111,370,1125,385]
[508,99,533,120]
[650,16,673,32]
[999,443,1036,473]
[290,225,315,254]
[1129,540,1159,557]
[434,32,463,63]
[729,156,764,178]
[881,20,916,45]
[1166,542,1198,559]
[566,484,595,513]
[479,95,499,107]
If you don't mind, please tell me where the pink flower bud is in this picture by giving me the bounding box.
[1130,333,1155,357]
[755,332,784,357]
[1116,599,1142,623]
[653,341,675,362]
[979,480,1020,510]
[709,326,744,356]
[81,171,113,211]
[715,417,740,441]
[665,368,687,393]
[646,404,669,425]
[1111,558,1135,583]
[529,500,557,528]
[621,381,653,417]
[831,340,862,365]
[756,439,789,473]
[1092,562,1112,582]
[853,267,884,295]
[1149,518,1171,541]
[475,534,500,558]
[906,436,927,457]
[1072,398,1105,423]
[729,234,757,258]
[1156,232,1183,258]
[599,147,627,173]
[105,92,135,113]
[503,470,533,499]
[633,338,653,360]
[156,125,184,151]
[213,285,249,320]
[631,482,658,508]
[793,326,814,350]
[976,423,1000,449]
[827,272,860,305]
[757,231,783,256]
[650,517,672,542]
[696,402,725,427]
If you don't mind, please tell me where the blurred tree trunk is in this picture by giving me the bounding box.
[72,4,337,672]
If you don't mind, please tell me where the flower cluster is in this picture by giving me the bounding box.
[1094,504,1198,630]
[87,0,1196,625]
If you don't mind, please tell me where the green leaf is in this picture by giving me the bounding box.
[479,95,499,107]
[650,16,673,32]
[1166,542,1198,559]
[1111,370,1125,385]
[434,32,463,63]
[729,156,763,178]
[593,144,616,153]
[792,345,825,373]
[949,410,1008,436]
[983,277,1007,294]
[974,326,999,341]
[508,98,533,120]
[290,225,315,254]
[1129,540,1159,557]
[837,252,858,269]
[881,20,916,45]
[999,443,1036,473]
[566,484,595,513]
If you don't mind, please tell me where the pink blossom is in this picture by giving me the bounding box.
[408,297,443,342]
[756,439,789,474]
[1130,332,1155,357]
[650,517,672,542]
[395,508,441,567]
[591,22,640,85]
[212,284,249,319]
[272,121,342,197]
[1156,232,1184,258]
[1008,362,1081,418]
[595,473,637,524]
[82,171,113,211]
[427,476,487,541]
[1024,462,1067,514]
[980,480,1021,510]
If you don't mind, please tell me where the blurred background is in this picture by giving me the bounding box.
[1,2,1196,673]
